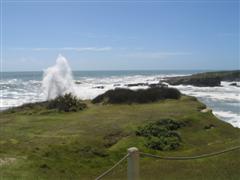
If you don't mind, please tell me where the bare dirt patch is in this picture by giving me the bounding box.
[0,157,16,166]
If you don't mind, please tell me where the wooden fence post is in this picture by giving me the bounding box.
[127,147,139,180]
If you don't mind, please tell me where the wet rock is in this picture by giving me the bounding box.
[126,83,148,87]
[149,83,168,88]
[114,84,121,87]
[93,86,104,89]
[75,81,82,84]
[229,83,239,87]
[163,76,221,87]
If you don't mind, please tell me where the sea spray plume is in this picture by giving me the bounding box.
[42,54,75,100]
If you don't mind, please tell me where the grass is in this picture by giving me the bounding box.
[0,96,239,179]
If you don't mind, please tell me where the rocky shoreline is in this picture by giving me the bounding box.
[162,70,240,87]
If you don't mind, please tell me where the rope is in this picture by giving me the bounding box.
[139,145,240,160]
[95,153,129,180]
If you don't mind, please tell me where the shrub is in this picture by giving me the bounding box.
[146,136,181,151]
[48,93,87,112]
[92,87,181,104]
[4,94,86,113]
[136,119,185,151]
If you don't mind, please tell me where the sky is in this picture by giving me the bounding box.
[1,0,239,71]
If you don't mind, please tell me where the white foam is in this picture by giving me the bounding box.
[170,84,240,102]
[213,110,240,128]
[42,54,75,100]
[1,69,240,128]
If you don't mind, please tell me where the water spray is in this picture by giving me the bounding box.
[42,54,75,100]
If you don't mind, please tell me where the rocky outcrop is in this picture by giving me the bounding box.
[149,83,168,88]
[229,83,240,87]
[164,76,221,87]
[93,86,104,89]
[163,70,240,87]
[126,82,168,88]
[126,83,148,87]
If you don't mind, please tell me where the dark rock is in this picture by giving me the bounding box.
[229,83,238,86]
[93,86,104,89]
[163,76,221,87]
[75,81,82,84]
[149,83,168,88]
[127,83,148,87]
[114,84,121,87]
[163,70,240,87]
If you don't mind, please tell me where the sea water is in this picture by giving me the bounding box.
[1,70,239,128]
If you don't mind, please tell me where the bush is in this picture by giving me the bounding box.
[4,94,86,113]
[92,87,181,104]
[136,119,185,151]
[146,136,181,151]
[48,93,87,112]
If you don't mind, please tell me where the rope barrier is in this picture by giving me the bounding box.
[95,153,129,180]
[95,145,240,179]
[139,145,240,160]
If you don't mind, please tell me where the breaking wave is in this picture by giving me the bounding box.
[1,68,239,128]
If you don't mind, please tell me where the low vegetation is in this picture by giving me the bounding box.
[48,93,87,112]
[5,93,87,113]
[0,95,239,179]
[136,119,185,150]
[92,87,181,104]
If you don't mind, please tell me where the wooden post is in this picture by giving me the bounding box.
[127,147,139,180]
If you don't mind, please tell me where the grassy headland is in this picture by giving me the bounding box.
[0,93,240,179]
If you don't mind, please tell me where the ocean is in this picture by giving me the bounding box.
[1,70,239,128]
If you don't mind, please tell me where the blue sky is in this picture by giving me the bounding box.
[1,0,239,71]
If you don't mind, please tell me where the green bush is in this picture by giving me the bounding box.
[4,94,86,113]
[146,136,181,151]
[136,119,185,151]
[48,93,87,112]
[92,87,181,104]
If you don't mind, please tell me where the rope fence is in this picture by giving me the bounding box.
[139,145,240,160]
[95,153,129,180]
[95,145,240,180]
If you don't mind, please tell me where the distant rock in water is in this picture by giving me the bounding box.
[149,83,168,88]
[163,70,240,87]
[93,86,104,89]
[164,76,221,87]
[75,81,82,84]
[113,84,121,87]
[126,83,148,87]
[229,82,239,87]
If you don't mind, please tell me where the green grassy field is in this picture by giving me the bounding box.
[0,96,239,180]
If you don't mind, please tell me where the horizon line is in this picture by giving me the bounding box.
[2,69,239,73]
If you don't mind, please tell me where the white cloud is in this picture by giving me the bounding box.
[32,48,51,51]
[124,51,192,59]
[12,47,112,52]
[61,47,112,52]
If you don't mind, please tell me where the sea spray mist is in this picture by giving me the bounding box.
[42,54,75,100]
